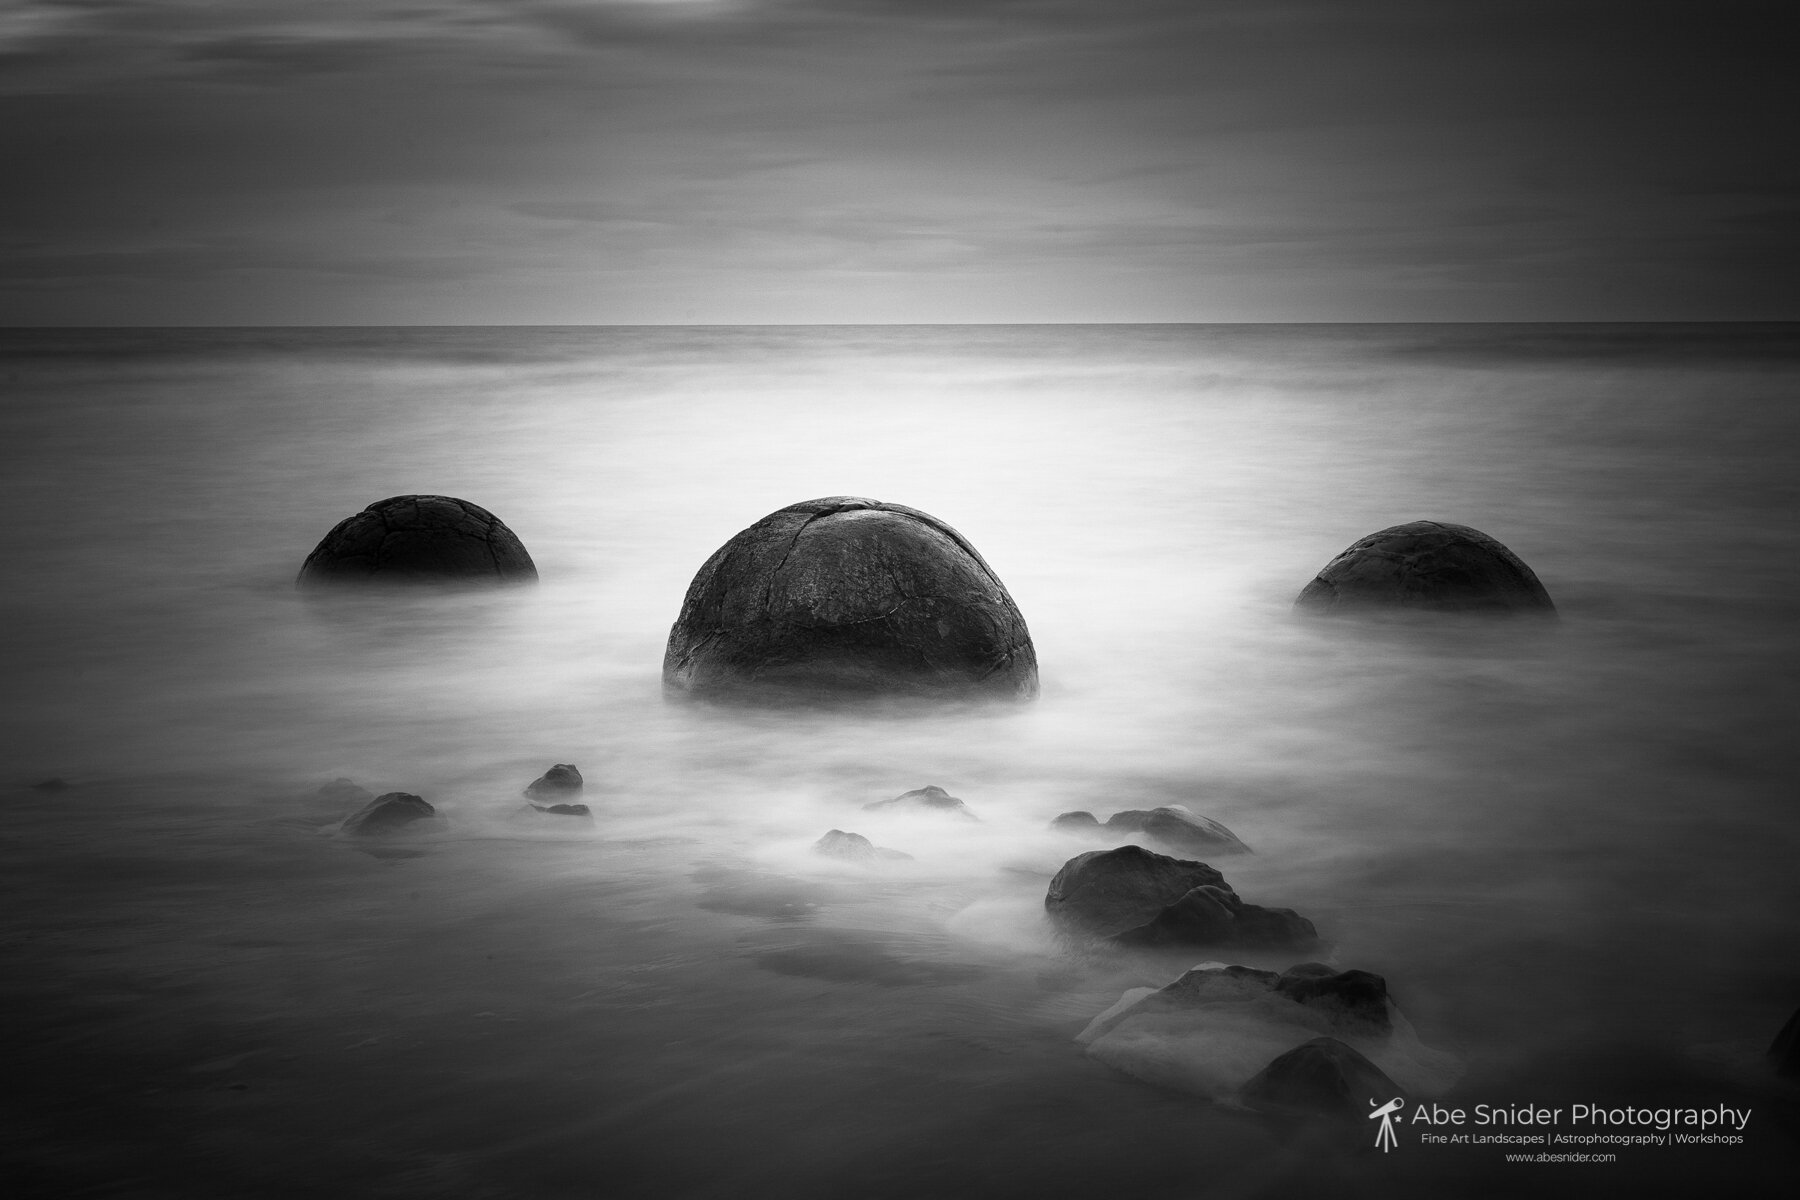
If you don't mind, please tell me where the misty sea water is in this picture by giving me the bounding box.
[1,324,1797,1197]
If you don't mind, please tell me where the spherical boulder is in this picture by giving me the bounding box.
[1295,520,1554,615]
[296,495,537,588]
[662,496,1037,702]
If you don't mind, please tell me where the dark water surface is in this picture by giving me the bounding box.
[2,324,1798,1197]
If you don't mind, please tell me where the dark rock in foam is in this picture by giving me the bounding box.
[341,792,437,835]
[1045,844,1316,950]
[662,496,1036,703]
[1295,520,1554,615]
[297,495,537,588]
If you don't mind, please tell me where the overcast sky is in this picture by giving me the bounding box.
[2,0,1794,324]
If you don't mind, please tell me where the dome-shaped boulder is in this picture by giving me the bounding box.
[662,496,1037,702]
[1295,520,1554,615]
[296,495,537,588]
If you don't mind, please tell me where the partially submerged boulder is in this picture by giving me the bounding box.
[812,829,913,862]
[1240,1037,1406,1121]
[1049,811,1101,831]
[525,764,583,804]
[662,496,1037,703]
[1104,806,1250,855]
[1076,961,1460,1102]
[1295,520,1554,615]
[1045,845,1313,949]
[297,495,537,588]
[862,785,977,820]
[341,792,437,835]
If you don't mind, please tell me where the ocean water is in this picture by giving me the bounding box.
[1,324,1797,1197]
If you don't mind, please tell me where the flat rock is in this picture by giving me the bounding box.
[862,785,977,820]
[1295,520,1555,615]
[661,496,1037,703]
[297,494,537,588]
[1076,961,1461,1102]
[1240,1037,1406,1121]
[340,791,438,835]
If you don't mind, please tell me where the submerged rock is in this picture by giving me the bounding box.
[1049,811,1101,831]
[1104,806,1251,855]
[1076,961,1461,1102]
[661,496,1037,703]
[30,778,69,793]
[341,792,437,835]
[862,785,977,820]
[315,777,374,808]
[1044,845,1313,949]
[534,803,592,818]
[296,494,537,588]
[1294,520,1555,615]
[1241,1037,1406,1121]
[812,829,914,862]
[525,763,583,803]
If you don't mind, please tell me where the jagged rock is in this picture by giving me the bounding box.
[296,494,537,588]
[1044,845,1312,949]
[661,496,1037,703]
[341,792,437,835]
[525,763,583,803]
[1768,1007,1800,1078]
[1076,961,1461,1102]
[812,829,914,861]
[1043,845,1230,938]
[1104,806,1250,855]
[1295,520,1555,615]
[862,785,977,820]
[1050,811,1100,831]
[1241,1037,1406,1121]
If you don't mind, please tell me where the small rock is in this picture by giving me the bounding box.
[1240,1037,1406,1121]
[862,785,978,820]
[535,803,592,818]
[525,763,583,803]
[341,792,437,835]
[812,829,913,862]
[1049,811,1100,831]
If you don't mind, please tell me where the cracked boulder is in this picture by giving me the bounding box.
[1045,844,1316,950]
[297,495,537,588]
[662,496,1037,702]
[1295,520,1554,615]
